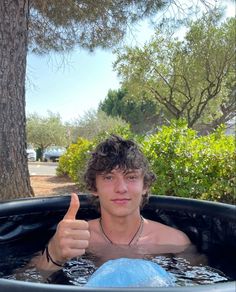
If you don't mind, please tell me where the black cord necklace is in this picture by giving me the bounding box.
[99,216,144,246]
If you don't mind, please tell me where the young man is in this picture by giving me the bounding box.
[34,135,190,271]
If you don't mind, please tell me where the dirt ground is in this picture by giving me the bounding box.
[30,175,80,197]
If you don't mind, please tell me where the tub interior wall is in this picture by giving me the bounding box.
[0,194,236,280]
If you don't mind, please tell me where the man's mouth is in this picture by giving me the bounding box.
[112,198,131,204]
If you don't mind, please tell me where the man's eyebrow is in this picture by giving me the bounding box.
[98,171,110,175]
[124,169,141,174]
[98,170,115,176]
[98,169,142,175]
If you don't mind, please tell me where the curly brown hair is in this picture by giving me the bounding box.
[84,135,156,209]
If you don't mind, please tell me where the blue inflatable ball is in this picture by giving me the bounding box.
[85,258,176,288]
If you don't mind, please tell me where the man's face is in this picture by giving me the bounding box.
[93,168,147,217]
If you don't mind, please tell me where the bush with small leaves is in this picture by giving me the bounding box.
[142,120,235,204]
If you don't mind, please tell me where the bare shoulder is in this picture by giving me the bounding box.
[144,218,191,246]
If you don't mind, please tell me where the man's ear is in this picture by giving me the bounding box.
[92,192,99,197]
[142,187,148,196]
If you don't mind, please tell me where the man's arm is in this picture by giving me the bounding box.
[32,193,90,271]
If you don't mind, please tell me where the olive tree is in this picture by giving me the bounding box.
[26,112,68,158]
[114,13,235,134]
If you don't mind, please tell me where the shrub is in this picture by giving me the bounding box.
[142,120,235,204]
[58,120,235,203]
[57,137,94,190]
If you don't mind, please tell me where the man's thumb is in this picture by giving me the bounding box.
[64,193,80,220]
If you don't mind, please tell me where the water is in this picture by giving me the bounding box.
[0,245,230,287]
[152,256,229,286]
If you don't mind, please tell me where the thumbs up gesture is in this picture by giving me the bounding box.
[47,193,90,266]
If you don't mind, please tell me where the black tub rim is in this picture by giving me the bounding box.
[0,194,235,292]
[0,194,235,219]
[0,278,235,292]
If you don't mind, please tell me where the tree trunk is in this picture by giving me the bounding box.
[0,0,34,200]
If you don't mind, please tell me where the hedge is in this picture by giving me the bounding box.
[142,120,235,204]
[57,121,235,204]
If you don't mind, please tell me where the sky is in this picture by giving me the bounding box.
[26,20,153,123]
[26,48,122,122]
[25,1,234,123]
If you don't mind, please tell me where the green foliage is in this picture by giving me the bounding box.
[142,120,235,204]
[57,119,235,203]
[26,111,68,152]
[70,110,130,142]
[114,13,235,134]
[29,0,168,54]
[57,138,94,190]
[99,88,161,134]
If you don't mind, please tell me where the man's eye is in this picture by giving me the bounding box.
[104,175,112,180]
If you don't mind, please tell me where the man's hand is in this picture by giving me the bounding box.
[48,193,90,264]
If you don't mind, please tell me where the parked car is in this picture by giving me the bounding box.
[43,146,66,162]
[26,145,36,162]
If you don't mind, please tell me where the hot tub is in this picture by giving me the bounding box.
[0,194,235,292]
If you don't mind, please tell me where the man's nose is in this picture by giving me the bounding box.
[114,177,128,193]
